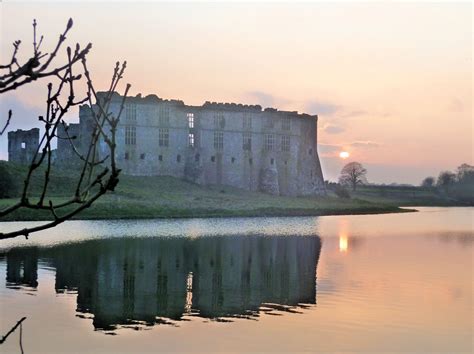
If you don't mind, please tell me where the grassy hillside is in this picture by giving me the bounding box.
[0,161,414,221]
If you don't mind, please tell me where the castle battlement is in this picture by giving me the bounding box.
[49,92,325,196]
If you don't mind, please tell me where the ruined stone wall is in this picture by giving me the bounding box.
[56,105,96,166]
[59,93,326,196]
[7,128,39,165]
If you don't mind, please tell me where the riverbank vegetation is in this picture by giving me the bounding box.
[0,161,471,222]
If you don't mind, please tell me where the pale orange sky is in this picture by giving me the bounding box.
[0,1,472,183]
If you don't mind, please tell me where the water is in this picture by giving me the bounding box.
[0,207,472,353]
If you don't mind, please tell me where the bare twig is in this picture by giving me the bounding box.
[0,18,130,240]
[0,109,12,136]
[0,317,26,344]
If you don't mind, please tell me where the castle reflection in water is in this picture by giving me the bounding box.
[2,235,321,331]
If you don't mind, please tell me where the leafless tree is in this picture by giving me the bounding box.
[0,19,130,240]
[339,162,367,191]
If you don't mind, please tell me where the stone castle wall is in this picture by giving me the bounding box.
[7,128,40,165]
[57,93,326,196]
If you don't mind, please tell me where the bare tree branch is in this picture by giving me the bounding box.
[0,317,26,344]
[0,110,12,136]
[0,18,131,240]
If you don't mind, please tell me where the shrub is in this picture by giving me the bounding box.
[334,185,351,199]
[0,163,18,198]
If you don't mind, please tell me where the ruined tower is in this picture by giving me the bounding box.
[7,128,40,165]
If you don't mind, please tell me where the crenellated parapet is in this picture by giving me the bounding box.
[52,91,326,196]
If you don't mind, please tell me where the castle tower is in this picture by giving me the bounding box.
[7,128,40,165]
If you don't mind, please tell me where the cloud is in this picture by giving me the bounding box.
[245,91,276,107]
[319,143,341,153]
[318,143,343,158]
[305,100,341,116]
[339,110,368,118]
[323,123,345,134]
[350,140,380,148]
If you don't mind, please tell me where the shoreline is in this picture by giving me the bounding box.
[0,205,416,223]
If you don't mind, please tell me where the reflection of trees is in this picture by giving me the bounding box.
[2,235,321,331]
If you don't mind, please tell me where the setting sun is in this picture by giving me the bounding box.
[339,151,350,159]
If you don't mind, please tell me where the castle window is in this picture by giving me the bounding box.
[309,148,313,155]
[159,128,169,147]
[213,112,225,130]
[284,160,288,165]
[195,154,200,162]
[125,125,136,145]
[249,158,253,165]
[211,156,215,162]
[264,134,275,151]
[140,153,145,160]
[282,117,291,130]
[159,155,163,161]
[125,103,137,122]
[177,154,181,163]
[243,113,252,130]
[242,132,252,151]
[21,142,26,149]
[188,133,195,148]
[187,113,194,128]
[125,152,129,160]
[271,158,275,165]
[214,131,223,150]
[281,135,290,152]
[159,105,170,126]
[231,157,235,164]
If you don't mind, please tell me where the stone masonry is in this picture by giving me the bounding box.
[55,92,326,196]
[7,128,40,165]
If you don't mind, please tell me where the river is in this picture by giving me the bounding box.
[0,207,472,353]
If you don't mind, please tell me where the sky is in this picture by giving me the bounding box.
[0,1,472,183]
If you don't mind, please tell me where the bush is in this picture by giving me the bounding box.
[0,163,18,198]
[334,185,351,199]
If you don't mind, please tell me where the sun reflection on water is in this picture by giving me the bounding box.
[339,234,348,252]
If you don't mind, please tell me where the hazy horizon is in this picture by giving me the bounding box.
[0,1,472,184]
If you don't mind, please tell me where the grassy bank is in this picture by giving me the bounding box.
[350,185,468,207]
[4,161,470,222]
[0,174,409,221]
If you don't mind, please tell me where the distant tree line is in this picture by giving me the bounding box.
[325,162,473,204]
[421,163,474,203]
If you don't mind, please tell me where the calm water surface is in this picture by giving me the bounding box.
[0,207,472,353]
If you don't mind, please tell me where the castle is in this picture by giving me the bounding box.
[8,92,325,196]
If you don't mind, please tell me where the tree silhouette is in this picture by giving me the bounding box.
[421,176,435,188]
[339,162,367,191]
[436,171,456,192]
[0,19,130,240]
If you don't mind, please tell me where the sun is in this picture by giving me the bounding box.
[339,151,350,159]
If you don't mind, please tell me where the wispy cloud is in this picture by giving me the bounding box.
[318,143,342,157]
[323,123,345,134]
[305,100,341,116]
[350,140,381,148]
[245,91,276,107]
[339,110,369,118]
[243,91,292,109]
